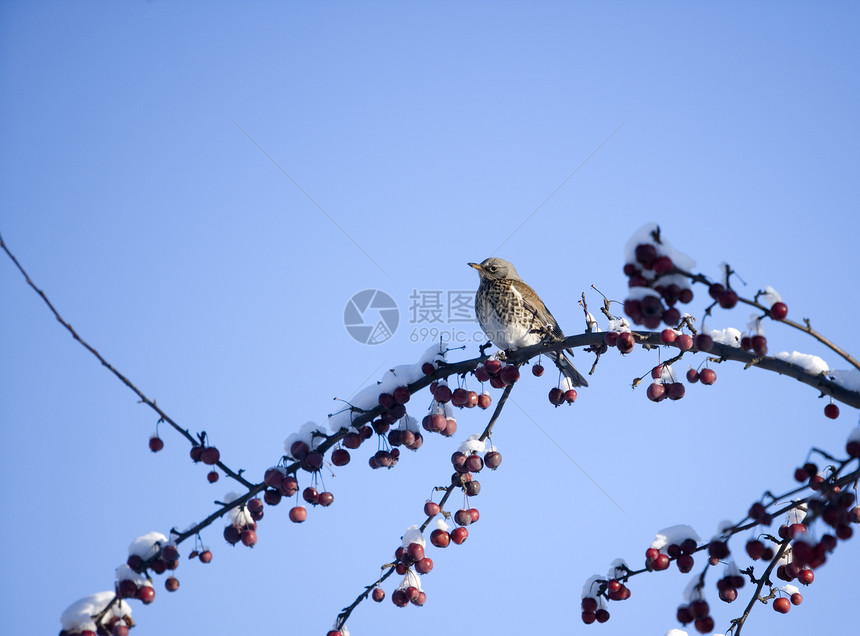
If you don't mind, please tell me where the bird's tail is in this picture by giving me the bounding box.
[548,350,589,387]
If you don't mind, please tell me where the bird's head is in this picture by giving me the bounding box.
[468,257,521,281]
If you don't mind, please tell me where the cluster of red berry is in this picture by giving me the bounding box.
[223,498,265,547]
[622,243,694,328]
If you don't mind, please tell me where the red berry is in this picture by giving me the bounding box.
[667,382,686,400]
[677,553,694,573]
[148,436,164,452]
[548,387,565,405]
[164,576,180,592]
[430,529,450,548]
[773,597,791,614]
[484,450,502,469]
[581,611,596,625]
[241,529,257,547]
[770,302,788,320]
[264,468,285,488]
[223,525,241,545]
[708,283,725,300]
[564,389,577,403]
[415,557,433,574]
[653,255,674,275]
[422,362,435,375]
[798,568,814,585]
[695,333,714,352]
[450,527,468,544]
[660,329,677,344]
[407,542,425,561]
[751,334,768,356]
[595,608,610,623]
[676,334,693,351]
[652,553,670,570]
[451,388,470,407]
[824,403,839,419]
[460,390,476,408]
[280,476,299,496]
[424,501,440,517]
[694,616,714,634]
[836,524,853,540]
[161,545,180,562]
[138,585,155,604]
[746,539,765,560]
[117,579,137,598]
[391,588,408,607]
[635,243,658,268]
[289,506,307,523]
[477,393,492,409]
[465,453,484,472]
[372,587,385,602]
[718,290,738,309]
[200,446,220,465]
[434,384,453,403]
[207,470,219,483]
[290,440,309,459]
[317,491,334,507]
[199,550,212,563]
[686,368,699,383]
[663,307,681,326]
[616,331,635,354]
[499,365,520,385]
[484,359,502,375]
[708,540,730,560]
[393,386,411,405]
[646,383,666,402]
[331,448,351,466]
[690,600,709,618]
[847,440,860,458]
[679,288,694,303]
[790,592,803,606]
[532,363,544,377]
[699,368,717,385]
[581,597,598,612]
[454,509,473,526]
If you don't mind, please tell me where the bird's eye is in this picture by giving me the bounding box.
[489,266,497,272]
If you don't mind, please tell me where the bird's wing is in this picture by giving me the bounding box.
[516,280,566,340]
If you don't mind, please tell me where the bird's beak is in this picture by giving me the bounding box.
[468,262,482,272]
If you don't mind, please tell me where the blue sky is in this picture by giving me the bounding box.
[1,2,858,635]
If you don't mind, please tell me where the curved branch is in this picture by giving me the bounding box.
[506,332,860,409]
[673,265,860,372]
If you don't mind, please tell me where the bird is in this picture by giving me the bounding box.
[468,257,588,387]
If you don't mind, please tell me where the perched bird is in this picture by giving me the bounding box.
[469,257,588,387]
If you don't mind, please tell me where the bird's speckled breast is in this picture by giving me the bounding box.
[475,279,543,350]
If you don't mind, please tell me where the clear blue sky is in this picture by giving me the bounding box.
[1,2,858,635]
